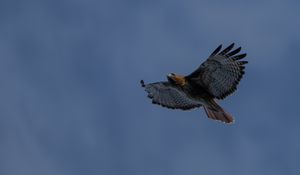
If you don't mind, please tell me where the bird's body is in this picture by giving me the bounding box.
[167,75,211,105]
[141,43,248,124]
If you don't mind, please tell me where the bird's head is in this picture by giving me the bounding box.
[167,73,187,86]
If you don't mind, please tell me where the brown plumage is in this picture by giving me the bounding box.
[141,43,247,124]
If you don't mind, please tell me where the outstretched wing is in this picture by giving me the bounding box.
[187,43,247,99]
[140,80,201,110]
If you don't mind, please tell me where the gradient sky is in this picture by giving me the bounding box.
[1,0,300,175]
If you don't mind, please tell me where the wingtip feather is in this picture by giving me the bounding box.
[210,44,223,57]
[220,43,235,55]
[140,80,145,87]
[226,47,241,57]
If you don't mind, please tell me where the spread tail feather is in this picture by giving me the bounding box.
[203,100,234,124]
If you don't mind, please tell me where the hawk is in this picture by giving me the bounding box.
[141,43,248,124]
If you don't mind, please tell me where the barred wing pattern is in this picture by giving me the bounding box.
[187,43,247,99]
[141,81,201,110]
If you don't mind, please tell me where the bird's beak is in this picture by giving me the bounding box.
[167,73,175,82]
[167,73,173,78]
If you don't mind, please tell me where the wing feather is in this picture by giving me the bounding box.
[141,81,202,110]
[219,43,235,55]
[226,47,241,57]
[187,44,248,99]
[210,44,222,57]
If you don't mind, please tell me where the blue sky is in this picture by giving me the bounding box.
[0,0,300,175]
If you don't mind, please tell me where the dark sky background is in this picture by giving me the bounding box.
[1,0,300,175]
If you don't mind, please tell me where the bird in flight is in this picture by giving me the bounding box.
[141,43,248,124]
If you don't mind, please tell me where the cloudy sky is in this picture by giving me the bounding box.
[0,0,300,175]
